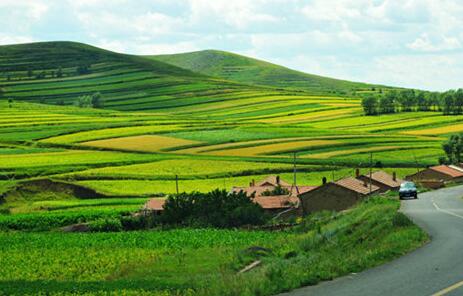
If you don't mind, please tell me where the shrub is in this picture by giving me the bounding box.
[161,189,267,228]
[88,218,123,232]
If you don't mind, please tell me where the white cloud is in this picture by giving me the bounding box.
[0,34,34,46]
[407,33,461,52]
[188,0,281,29]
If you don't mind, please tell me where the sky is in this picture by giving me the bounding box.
[1,0,462,91]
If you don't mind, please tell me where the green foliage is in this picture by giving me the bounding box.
[442,133,463,164]
[0,198,427,296]
[261,185,290,196]
[162,189,266,227]
[361,96,378,115]
[0,210,130,231]
[88,217,123,232]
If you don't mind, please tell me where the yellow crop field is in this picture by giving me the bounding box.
[403,123,463,136]
[304,146,402,159]
[41,125,183,144]
[82,135,200,152]
[208,140,339,157]
[256,107,360,124]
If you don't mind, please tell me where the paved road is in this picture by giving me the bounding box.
[280,185,463,296]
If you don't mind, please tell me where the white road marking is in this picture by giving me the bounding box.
[432,197,463,220]
[431,195,463,295]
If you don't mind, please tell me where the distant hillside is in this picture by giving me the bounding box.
[151,50,386,95]
[0,42,262,111]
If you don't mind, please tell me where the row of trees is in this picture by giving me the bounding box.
[3,64,92,82]
[362,89,463,116]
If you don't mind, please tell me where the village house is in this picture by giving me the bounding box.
[356,170,403,192]
[142,198,166,215]
[143,175,318,216]
[298,177,380,215]
[406,165,463,187]
[231,175,317,216]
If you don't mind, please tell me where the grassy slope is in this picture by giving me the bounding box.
[0,42,264,111]
[151,50,387,94]
[0,198,427,295]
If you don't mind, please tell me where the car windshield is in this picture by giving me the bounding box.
[401,182,416,189]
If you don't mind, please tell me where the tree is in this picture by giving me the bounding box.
[77,64,91,75]
[361,96,378,115]
[416,92,429,111]
[162,189,266,228]
[442,92,455,115]
[379,96,395,114]
[442,133,463,164]
[91,92,103,108]
[454,89,463,115]
[398,89,416,112]
[8,98,13,109]
[57,67,63,78]
[75,95,92,108]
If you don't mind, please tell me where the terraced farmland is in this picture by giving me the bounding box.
[0,41,451,198]
[0,40,452,296]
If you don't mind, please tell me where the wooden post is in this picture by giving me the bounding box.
[175,174,179,194]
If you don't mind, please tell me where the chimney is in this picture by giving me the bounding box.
[252,179,255,187]
[393,172,397,181]
[322,177,327,185]
[355,168,360,178]
[276,175,280,185]
[363,179,368,187]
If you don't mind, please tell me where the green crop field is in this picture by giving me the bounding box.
[0,41,444,295]
[0,42,450,198]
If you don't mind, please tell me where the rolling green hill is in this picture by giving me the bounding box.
[151,50,385,94]
[0,42,268,111]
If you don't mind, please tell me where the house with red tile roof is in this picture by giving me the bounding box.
[298,177,380,215]
[142,198,166,215]
[231,175,317,214]
[357,170,403,192]
[406,165,463,184]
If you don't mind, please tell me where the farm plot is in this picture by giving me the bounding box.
[0,229,288,294]
[0,150,163,169]
[41,124,185,144]
[70,159,295,179]
[81,135,200,153]
[403,122,463,136]
[205,139,341,157]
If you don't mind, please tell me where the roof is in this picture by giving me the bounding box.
[256,175,290,187]
[361,171,403,188]
[232,185,317,197]
[430,165,463,178]
[335,177,380,195]
[253,195,299,209]
[143,198,166,211]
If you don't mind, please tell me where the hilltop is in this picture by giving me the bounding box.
[0,42,264,111]
[151,49,385,95]
[0,42,394,112]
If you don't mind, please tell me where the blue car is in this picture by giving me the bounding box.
[399,182,418,200]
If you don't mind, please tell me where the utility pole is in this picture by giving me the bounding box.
[175,174,179,194]
[413,152,420,182]
[369,152,373,195]
[293,152,299,194]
